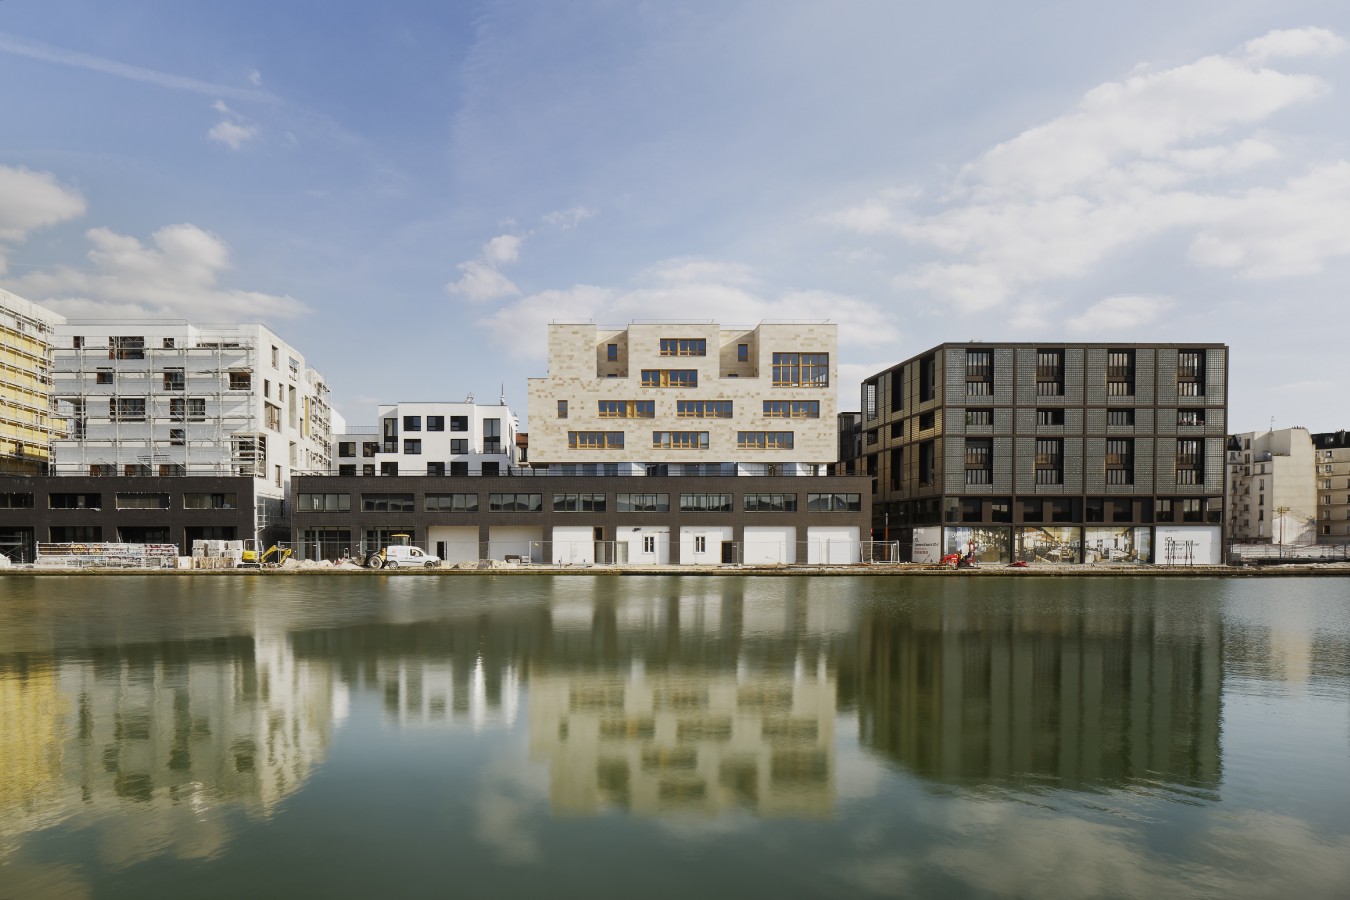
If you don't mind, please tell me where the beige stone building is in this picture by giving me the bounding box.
[1225,427,1317,545]
[1312,430,1350,544]
[0,289,65,475]
[526,321,838,474]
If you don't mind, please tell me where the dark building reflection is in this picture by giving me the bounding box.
[845,585,1223,791]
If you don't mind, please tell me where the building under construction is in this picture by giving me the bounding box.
[0,289,66,476]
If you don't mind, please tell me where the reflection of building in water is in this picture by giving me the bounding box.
[852,598,1222,790]
[0,633,336,863]
[531,668,834,817]
[0,664,68,837]
[377,658,520,730]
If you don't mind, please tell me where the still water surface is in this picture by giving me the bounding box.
[0,575,1347,899]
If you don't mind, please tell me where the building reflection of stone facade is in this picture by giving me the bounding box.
[0,634,338,864]
[850,589,1223,790]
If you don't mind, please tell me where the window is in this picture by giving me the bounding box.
[184,493,236,509]
[1182,498,1204,522]
[599,400,655,418]
[123,464,150,477]
[169,428,186,446]
[426,493,478,512]
[607,343,618,362]
[641,369,698,388]
[736,431,794,450]
[96,369,114,384]
[679,493,733,512]
[919,440,935,486]
[653,431,709,449]
[361,493,416,512]
[1036,349,1064,396]
[404,415,421,432]
[404,439,422,455]
[677,400,733,418]
[557,401,568,419]
[1105,438,1134,485]
[806,493,862,511]
[488,493,543,512]
[966,409,992,427]
[744,493,798,512]
[450,439,469,454]
[339,464,357,476]
[965,438,992,485]
[50,526,103,543]
[1037,408,1065,426]
[162,369,185,391]
[863,382,878,420]
[771,353,829,387]
[1178,350,1205,396]
[737,343,748,362]
[265,404,281,431]
[643,535,656,553]
[660,338,706,356]
[271,345,280,368]
[694,536,707,553]
[919,411,935,431]
[1178,409,1206,426]
[569,431,625,449]
[170,398,207,421]
[297,493,351,512]
[919,355,936,402]
[0,493,34,509]
[617,493,669,512]
[1107,350,1135,396]
[72,336,84,349]
[161,337,175,349]
[1035,438,1063,484]
[427,416,445,431]
[362,441,379,458]
[483,419,502,454]
[1108,409,1135,426]
[50,493,101,509]
[110,398,146,421]
[553,493,607,512]
[363,464,376,476]
[426,462,445,476]
[109,335,145,360]
[965,350,992,396]
[763,400,819,418]
[1177,439,1204,485]
[380,461,399,476]
[339,442,356,457]
[450,416,468,432]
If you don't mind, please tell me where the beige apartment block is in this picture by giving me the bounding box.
[1312,430,1350,543]
[527,321,838,473]
[1225,428,1317,544]
[0,289,65,475]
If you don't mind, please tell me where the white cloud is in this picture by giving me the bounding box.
[541,206,596,229]
[827,28,1350,313]
[1066,295,1172,334]
[248,69,263,87]
[208,100,258,149]
[9,224,308,321]
[483,234,522,265]
[445,260,521,302]
[0,165,86,243]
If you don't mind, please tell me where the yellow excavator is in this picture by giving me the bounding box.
[237,542,293,568]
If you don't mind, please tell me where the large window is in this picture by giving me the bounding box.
[488,493,543,512]
[744,493,798,512]
[1177,408,1206,426]
[116,493,169,509]
[965,350,992,396]
[771,353,829,387]
[1037,408,1065,426]
[0,492,34,509]
[653,431,709,449]
[404,439,422,454]
[1108,409,1135,426]
[1177,438,1204,485]
[168,397,207,422]
[450,416,468,432]
[1178,350,1205,397]
[965,438,992,486]
[110,398,146,421]
[598,400,655,418]
[1036,349,1064,397]
[679,493,733,512]
[806,493,861,511]
[403,415,421,432]
[736,432,794,450]
[1105,438,1134,485]
[965,409,992,427]
[617,493,669,512]
[1035,438,1063,485]
[109,335,145,360]
[184,493,236,509]
[569,431,625,449]
[641,369,698,388]
[553,493,607,512]
[676,400,733,418]
[361,493,415,513]
[338,442,356,458]
[427,416,445,431]
[426,493,478,512]
[659,338,706,356]
[162,368,185,391]
[1107,350,1135,396]
[763,400,819,419]
[297,493,351,511]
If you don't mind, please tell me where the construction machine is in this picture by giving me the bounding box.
[238,542,293,568]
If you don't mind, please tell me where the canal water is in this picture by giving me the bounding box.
[0,575,1347,899]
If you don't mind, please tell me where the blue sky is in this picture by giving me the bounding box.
[2,1,1349,432]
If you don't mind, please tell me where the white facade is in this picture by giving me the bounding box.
[526,321,838,474]
[48,322,332,503]
[332,400,518,476]
[1225,428,1317,545]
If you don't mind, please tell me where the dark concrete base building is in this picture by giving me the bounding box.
[290,473,872,565]
[0,475,258,563]
[858,343,1228,565]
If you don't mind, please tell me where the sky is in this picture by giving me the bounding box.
[2,0,1349,433]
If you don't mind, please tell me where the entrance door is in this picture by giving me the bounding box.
[720,541,736,564]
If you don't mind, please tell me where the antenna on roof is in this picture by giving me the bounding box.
[465,392,474,403]
[500,382,506,405]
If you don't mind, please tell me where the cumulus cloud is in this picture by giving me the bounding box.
[0,165,86,244]
[208,100,258,149]
[541,206,596,229]
[827,27,1350,313]
[483,234,522,265]
[9,224,308,321]
[445,233,526,302]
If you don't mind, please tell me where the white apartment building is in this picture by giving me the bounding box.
[49,321,333,504]
[526,321,838,474]
[332,399,519,476]
[1225,427,1317,545]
